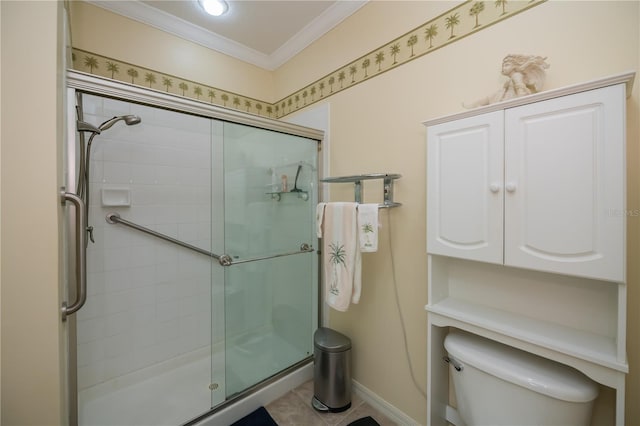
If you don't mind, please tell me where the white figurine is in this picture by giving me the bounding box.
[465,54,550,108]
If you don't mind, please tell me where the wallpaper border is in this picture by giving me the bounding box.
[71,0,546,119]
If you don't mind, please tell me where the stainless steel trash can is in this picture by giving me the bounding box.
[312,327,352,413]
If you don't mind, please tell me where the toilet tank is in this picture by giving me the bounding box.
[444,331,599,426]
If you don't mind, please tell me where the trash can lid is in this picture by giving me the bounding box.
[314,327,351,352]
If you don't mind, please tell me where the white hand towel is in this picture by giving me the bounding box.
[316,202,326,238]
[321,202,361,311]
[358,203,379,252]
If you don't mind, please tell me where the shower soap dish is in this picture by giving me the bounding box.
[101,187,131,207]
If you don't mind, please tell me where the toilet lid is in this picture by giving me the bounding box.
[444,331,599,402]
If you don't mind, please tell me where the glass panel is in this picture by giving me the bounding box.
[223,122,318,397]
[76,94,214,425]
[224,255,315,396]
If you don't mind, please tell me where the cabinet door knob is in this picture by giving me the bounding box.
[489,183,501,193]
[505,182,517,192]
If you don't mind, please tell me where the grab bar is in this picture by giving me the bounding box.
[105,213,314,266]
[229,244,314,265]
[106,212,232,266]
[61,190,88,321]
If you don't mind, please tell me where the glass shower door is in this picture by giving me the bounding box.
[222,122,318,397]
[74,94,219,425]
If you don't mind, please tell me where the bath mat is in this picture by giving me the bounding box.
[347,416,381,426]
[230,406,278,426]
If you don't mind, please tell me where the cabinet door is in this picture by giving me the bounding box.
[504,84,625,281]
[427,111,504,264]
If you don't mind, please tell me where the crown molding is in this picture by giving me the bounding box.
[87,0,274,69]
[269,1,367,69]
[86,0,367,71]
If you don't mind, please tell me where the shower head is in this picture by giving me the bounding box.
[98,115,142,131]
[77,120,101,135]
[76,115,141,135]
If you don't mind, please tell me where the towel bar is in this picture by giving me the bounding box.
[319,173,401,208]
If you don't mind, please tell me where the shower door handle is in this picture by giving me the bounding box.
[61,190,87,321]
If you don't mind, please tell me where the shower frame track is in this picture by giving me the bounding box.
[67,71,324,141]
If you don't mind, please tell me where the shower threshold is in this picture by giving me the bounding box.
[78,332,312,426]
[78,347,216,426]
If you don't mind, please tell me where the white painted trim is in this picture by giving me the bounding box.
[282,103,331,327]
[86,0,273,69]
[282,103,331,202]
[352,380,420,426]
[270,1,367,70]
[85,0,367,71]
[445,404,467,426]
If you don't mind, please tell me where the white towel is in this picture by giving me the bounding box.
[357,203,379,252]
[316,202,326,238]
[319,202,361,311]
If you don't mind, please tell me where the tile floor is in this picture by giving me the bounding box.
[265,380,396,426]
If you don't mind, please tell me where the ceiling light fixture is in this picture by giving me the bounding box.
[198,0,228,17]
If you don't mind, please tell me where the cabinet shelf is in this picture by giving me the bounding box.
[427,298,627,372]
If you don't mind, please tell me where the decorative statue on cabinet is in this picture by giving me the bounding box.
[464,54,550,108]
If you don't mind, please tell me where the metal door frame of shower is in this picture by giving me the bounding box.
[67,71,324,141]
[64,70,324,426]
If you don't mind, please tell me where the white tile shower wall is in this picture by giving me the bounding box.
[77,95,215,390]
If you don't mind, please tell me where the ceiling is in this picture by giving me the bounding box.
[88,0,367,70]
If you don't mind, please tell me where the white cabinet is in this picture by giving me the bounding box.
[426,111,504,264]
[427,84,625,282]
[423,72,634,426]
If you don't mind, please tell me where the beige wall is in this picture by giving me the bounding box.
[6,1,634,425]
[0,1,66,425]
[1,2,3,421]
[69,1,275,103]
[280,1,639,423]
[274,1,458,99]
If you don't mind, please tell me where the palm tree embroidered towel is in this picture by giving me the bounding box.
[317,202,361,311]
[357,204,379,253]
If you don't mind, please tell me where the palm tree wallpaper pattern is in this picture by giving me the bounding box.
[72,0,545,119]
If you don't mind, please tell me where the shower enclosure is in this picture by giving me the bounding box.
[64,72,321,425]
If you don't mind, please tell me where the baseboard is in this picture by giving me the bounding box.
[445,404,466,426]
[352,380,422,426]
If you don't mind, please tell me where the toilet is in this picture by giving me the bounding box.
[444,330,599,426]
